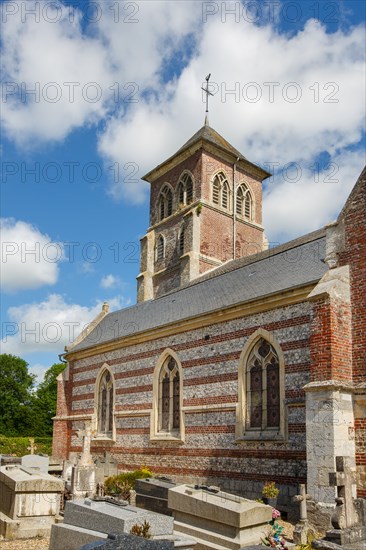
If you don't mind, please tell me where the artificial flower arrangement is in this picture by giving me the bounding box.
[261,508,288,549]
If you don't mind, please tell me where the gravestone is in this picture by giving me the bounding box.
[49,497,195,550]
[293,484,311,545]
[168,484,273,549]
[0,464,64,539]
[135,477,176,516]
[312,457,366,548]
[71,422,96,497]
[21,453,49,473]
[95,452,118,484]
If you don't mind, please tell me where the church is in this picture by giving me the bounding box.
[52,116,366,523]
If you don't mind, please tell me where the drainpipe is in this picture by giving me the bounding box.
[58,353,67,364]
[233,157,240,259]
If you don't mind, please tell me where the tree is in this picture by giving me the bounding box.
[0,354,36,436]
[33,363,66,436]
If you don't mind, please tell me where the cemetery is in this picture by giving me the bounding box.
[1,431,366,550]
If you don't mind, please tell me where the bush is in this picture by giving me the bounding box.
[104,466,153,496]
[0,435,52,457]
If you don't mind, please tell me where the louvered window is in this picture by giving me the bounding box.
[156,235,164,261]
[236,184,252,220]
[179,226,185,256]
[177,173,194,206]
[158,185,174,221]
[212,172,229,210]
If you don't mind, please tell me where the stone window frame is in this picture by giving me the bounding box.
[236,329,286,441]
[150,348,185,443]
[155,234,165,262]
[236,182,253,221]
[157,183,174,221]
[93,363,116,442]
[177,171,194,207]
[211,171,231,211]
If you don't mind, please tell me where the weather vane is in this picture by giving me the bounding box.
[201,73,213,115]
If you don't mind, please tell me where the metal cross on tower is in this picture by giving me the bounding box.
[201,73,214,115]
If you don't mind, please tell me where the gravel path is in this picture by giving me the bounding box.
[0,537,49,550]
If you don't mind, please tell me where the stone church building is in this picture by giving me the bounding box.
[53,120,366,521]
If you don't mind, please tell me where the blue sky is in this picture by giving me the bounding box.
[1,0,365,383]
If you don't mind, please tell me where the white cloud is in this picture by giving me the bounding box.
[28,363,49,385]
[1,2,365,239]
[0,218,63,292]
[100,274,122,289]
[1,294,128,355]
[263,149,366,242]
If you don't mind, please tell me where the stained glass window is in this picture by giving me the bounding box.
[97,369,114,437]
[158,356,181,434]
[246,338,280,430]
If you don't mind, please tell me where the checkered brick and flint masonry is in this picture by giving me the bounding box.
[52,119,366,525]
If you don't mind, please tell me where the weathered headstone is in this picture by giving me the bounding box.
[21,453,49,473]
[71,422,96,497]
[0,464,64,539]
[95,452,118,484]
[312,456,366,548]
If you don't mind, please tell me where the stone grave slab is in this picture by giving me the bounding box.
[135,477,176,516]
[168,484,272,549]
[79,533,174,549]
[0,464,64,539]
[21,454,49,473]
[63,498,174,537]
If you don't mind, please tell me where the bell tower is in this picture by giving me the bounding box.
[137,120,271,302]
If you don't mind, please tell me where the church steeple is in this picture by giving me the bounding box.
[137,123,270,303]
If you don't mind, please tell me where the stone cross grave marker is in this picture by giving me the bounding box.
[328,456,358,529]
[293,483,311,521]
[77,422,94,467]
[27,437,37,455]
[95,451,118,483]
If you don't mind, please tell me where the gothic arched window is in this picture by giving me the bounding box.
[158,356,180,434]
[158,185,173,221]
[97,369,114,437]
[212,172,230,210]
[236,184,252,220]
[246,338,280,430]
[177,173,194,206]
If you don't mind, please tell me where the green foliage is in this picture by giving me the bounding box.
[0,354,35,436]
[0,435,52,456]
[104,466,153,495]
[32,363,66,436]
[0,354,65,438]
[130,520,151,539]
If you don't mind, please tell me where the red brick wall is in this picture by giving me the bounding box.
[309,296,352,382]
[338,167,366,385]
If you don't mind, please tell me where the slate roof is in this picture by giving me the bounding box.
[71,230,327,353]
[142,122,270,182]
